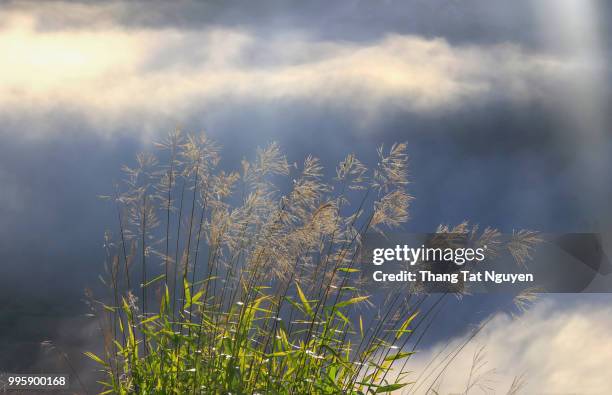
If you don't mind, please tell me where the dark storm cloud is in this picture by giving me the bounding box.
[11,0,609,55]
[9,0,545,48]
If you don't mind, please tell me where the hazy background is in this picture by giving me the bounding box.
[1,1,611,392]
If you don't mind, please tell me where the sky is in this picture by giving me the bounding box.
[1,1,612,393]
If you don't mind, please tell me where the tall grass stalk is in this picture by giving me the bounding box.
[90,132,538,394]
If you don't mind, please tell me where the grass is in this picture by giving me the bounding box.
[86,131,538,394]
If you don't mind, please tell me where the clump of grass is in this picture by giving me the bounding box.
[88,131,537,394]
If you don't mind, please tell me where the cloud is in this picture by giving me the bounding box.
[0,3,586,139]
[0,167,24,219]
[406,299,612,394]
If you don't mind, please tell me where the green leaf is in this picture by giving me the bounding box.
[191,289,204,305]
[384,351,414,361]
[140,314,160,325]
[183,277,192,308]
[335,310,350,325]
[102,304,116,313]
[284,296,305,314]
[359,315,364,338]
[267,350,292,357]
[142,273,166,288]
[335,296,369,309]
[375,383,408,393]
[396,312,418,340]
[295,282,313,316]
[338,267,360,273]
[84,351,107,366]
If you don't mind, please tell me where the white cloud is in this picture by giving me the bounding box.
[0,3,593,138]
[404,299,612,394]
